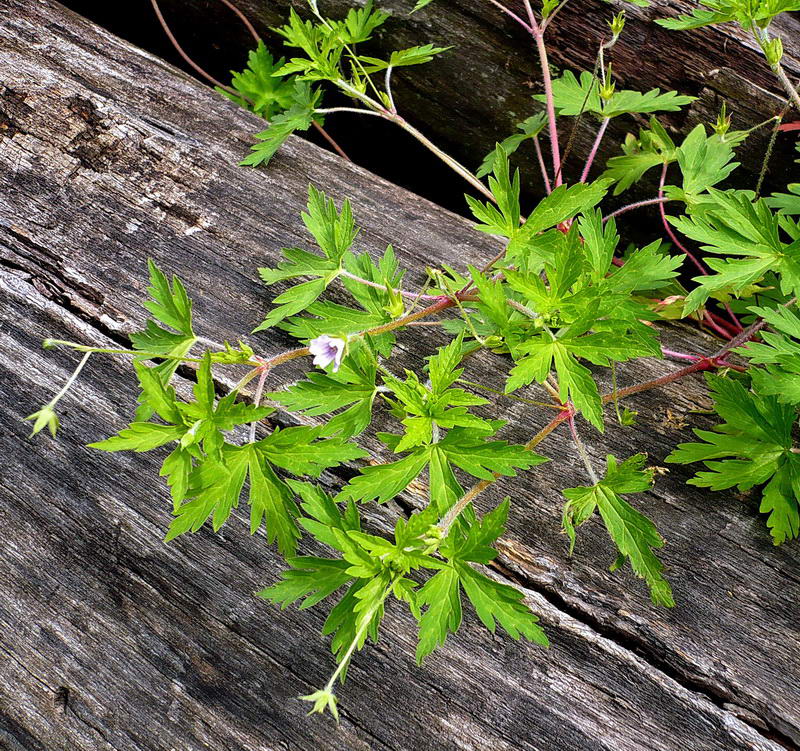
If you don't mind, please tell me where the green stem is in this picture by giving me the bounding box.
[752,25,800,111]
[44,340,206,363]
[388,114,495,201]
[48,351,93,409]
[322,577,394,692]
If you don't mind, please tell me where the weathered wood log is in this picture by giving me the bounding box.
[1,2,799,750]
[65,0,800,198]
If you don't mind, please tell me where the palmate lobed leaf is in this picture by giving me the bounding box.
[562,455,673,606]
[537,70,695,119]
[417,500,548,663]
[218,41,297,119]
[671,189,800,314]
[667,374,800,544]
[240,80,321,168]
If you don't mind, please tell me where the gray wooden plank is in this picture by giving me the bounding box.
[1,1,798,749]
[0,269,784,751]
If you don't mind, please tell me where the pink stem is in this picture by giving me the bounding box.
[579,118,609,183]
[486,0,533,30]
[707,311,741,337]
[658,163,706,276]
[604,197,671,222]
[661,348,701,362]
[657,164,743,333]
[533,28,563,188]
[533,136,552,194]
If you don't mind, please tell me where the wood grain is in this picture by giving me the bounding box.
[1,2,798,749]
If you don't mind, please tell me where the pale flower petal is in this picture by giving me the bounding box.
[308,334,346,372]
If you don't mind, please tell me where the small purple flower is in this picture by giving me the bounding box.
[309,334,346,373]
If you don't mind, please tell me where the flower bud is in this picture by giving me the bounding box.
[712,103,731,137]
[765,38,783,67]
[608,11,625,38]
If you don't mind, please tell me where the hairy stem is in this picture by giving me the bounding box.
[533,136,553,194]
[658,162,706,276]
[248,365,271,443]
[332,81,494,202]
[338,269,441,300]
[604,197,671,222]
[579,118,610,183]
[322,585,390,693]
[45,340,205,363]
[390,115,495,201]
[487,0,533,30]
[568,411,599,484]
[532,28,563,187]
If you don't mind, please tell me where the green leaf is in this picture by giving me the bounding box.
[667,374,800,545]
[257,425,368,477]
[444,498,511,564]
[342,0,390,43]
[136,259,195,340]
[767,184,800,215]
[166,443,301,556]
[290,479,361,549]
[506,180,611,260]
[160,446,194,508]
[477,114,547,179]
[258,556,354,610]
[454,562,549,643]
[336,450,430,504]
[671,189,800,314]
[601,118,676,195]
[88,423,185,452]
[129,260,197,421]
[219,41,297,119]
[562,455,673,606]
[269,350,378,438]
[537,70,694,119]
[666,124,739,201]
[361,45,451,72]
[240,80,321,167]
[437,429,548,481]
[466,144,520,238]
[415,566,461,663]
[255,185,360,331]
[733,304,800,404]
[302,185,358,262]
[178,354,272,456]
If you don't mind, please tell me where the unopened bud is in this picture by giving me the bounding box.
[765,38,783,67]
[608,11,625,37]
[712,102,731,136]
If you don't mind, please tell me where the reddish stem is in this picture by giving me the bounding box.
[579,118,609,183]
[604,197,671,222]
[658,163,742,334]
[532,28,563,188]
[533,136,552,194]
[658,163,706,276]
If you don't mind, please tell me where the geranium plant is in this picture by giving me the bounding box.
[27,0,800,719]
